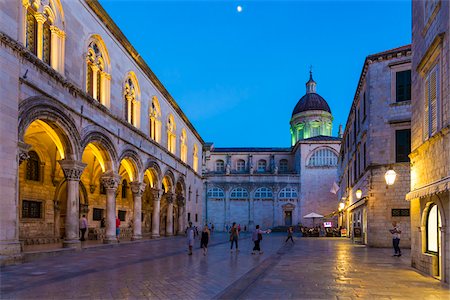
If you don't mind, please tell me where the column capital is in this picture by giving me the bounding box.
[58,160,86,181]
[100,171,121,190]
[176,194,185,207]
[150,188,160,200]
[165,192,174,204]
[34,12,46,24]
[131,181,146,197]
[18,141,31,165]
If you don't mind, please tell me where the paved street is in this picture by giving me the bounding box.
[1,233,448,299]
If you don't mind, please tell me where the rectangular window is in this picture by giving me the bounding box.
[353,159,357,181]
[236,160,246,172]
[195,214,198,222]
[118,210,126,222]
[396,129,411,162]
[363,92,367,120]
[363,143,367,169]
[396,70,411,102]
[141,213,144,222]
[22,200,42,219]
[188,212,191,222]
[93,208,103,221]
[391,209,410,217]
[357,108,360,132]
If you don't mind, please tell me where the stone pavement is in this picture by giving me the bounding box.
[1,234,449,299]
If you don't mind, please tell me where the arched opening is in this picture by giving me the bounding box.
[425,203,442,278]
[142,168,159,236]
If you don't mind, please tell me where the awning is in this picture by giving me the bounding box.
[406,177,450,200]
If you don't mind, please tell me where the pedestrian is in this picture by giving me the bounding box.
[116,215,121,243]
[100,217,106,228]
[238,224,241,233]
[200,224,210,256]
[390,221,402,256]
[186,221,195,255]
[229,222,239,253]
[211,223,215,233]
[251,225,270,254]
[285,226,294,244]
[79,214,88,241]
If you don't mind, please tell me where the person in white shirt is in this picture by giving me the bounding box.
[79,215,88,241]
[389,221,402,256]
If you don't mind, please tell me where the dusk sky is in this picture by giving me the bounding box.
[100,0,412,147]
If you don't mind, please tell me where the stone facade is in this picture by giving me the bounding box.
[408,0,449,284]
[337,46,412,248]
[0,0,203,262]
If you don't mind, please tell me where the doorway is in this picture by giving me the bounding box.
[284,211,292,226]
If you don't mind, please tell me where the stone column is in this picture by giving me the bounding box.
[58,160,86,248]
[272,187,279,227]
[100,172,121,244]
[131,182,146,241]
[34,13,45,60]
[49,25,59,70]
[165,193,174,236]
[151,188,161,238]
[177,194,186,235]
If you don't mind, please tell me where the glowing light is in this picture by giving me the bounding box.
[35,120,65,159]
[355,189,362,199]
[237,5,243,12]
[339,202,345,211]
[385,169,397,186]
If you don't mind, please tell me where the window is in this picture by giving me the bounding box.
[311,126,320,137]
[86,40,109,105]
[215,160,225,172]
[149,96,162,143]
[26,151,40,181]
[426,204,441,253]
[308,148,338,167]
[118,210,126,222]
[22,200,42,219]
[236,159,246,172]
[391,209,410,217]
[25,7,37,55]
[42,15,51,65]
[396,70,411,102]
[279,159,288,172]
[279,188,298,199]
[121,180,128,198]
[93,208,103,221]
[207,187,224,199]
[187,212,191,222]
[424,0,439,21]
[363,92,367,120]
[254,187,273,199]
[193,144,198,172]
[257,160,267,173]
[100,181,106,195]
[124,77,139,126]
[424,64,440,139]
[363,143,367,169]
[230,187,248,199]
[180,129,187,163]
[195,214,198,222]
[396,129,411,162]
[167,115,177,154]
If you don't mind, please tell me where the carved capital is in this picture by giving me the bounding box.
[18,141,31,165]
[58,160,86,181]
[131,182,146,197]
[100,171,121,190]
[34,12,46,24]
[150,188,160,200]
[165,192,174,204]
[176,194,185,207]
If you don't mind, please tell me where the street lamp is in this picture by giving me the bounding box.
[385,169,397,186]
[339,202,345,211]
[355,189,362,199]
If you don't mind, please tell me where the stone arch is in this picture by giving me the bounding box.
[19,96,81,160]
[421,195,447,228]
[85,34,111,73]
[162,169,176,193]
[80,125,118,171]
[118,147,144,182]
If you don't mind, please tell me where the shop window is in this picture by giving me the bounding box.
[22,200,42,219]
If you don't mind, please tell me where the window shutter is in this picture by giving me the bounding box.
[424,76,430,139]
[430,67,438,135]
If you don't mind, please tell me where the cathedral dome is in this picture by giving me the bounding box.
[292,71,331,116]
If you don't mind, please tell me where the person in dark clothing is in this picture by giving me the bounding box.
[252,225,270,254]
[229,222,239,253]
[285,226,295,244]
[200,225,210,256]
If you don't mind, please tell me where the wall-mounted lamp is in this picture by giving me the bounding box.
[339,202,345,211]
[355,189,362,199]
[385,169,397,186]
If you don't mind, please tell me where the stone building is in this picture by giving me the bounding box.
[337,46,412,247]
[0,0,203,262]
[204,73,341,231]
[408,0,449,283]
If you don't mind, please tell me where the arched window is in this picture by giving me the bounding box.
[149,96,161,143]
[279,187,298,199]
[254,187,273,199]
[257,160,267,173]
[308,148,338,167]
[426,204,441,253]
[230,187,248,199]
[86,40,110,105]
[207,187,224,199]
[167,114,177,154]
[236,159,246,172]
[26,151,40,181]
[193,144,199,172]
[216,160,225,172]
[124,77,137,125]
[23,1,65,72]
[121,180,128,198]
[180,129,187,163]
[279,159,288,172]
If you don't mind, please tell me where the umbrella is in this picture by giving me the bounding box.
[303,212,324,226]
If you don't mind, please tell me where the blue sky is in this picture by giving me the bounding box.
[100,0,411,147]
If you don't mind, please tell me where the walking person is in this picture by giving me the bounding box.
[229,222,239,253]
[200,224,210,256]
[186,221,195,255]
[116,215,121,243]
[285,226,295,244]
[390,221,402,256]
[251,225,270,254]
[79,214,88,241]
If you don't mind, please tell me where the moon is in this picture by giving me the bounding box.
[237,5,243,13]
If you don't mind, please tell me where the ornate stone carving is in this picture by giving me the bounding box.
[131,182,146,197]
[165,192,174,204]
[58,160,86,181]
[18,141,31,165]
[176,194,185,207]
[100,172,121,190]
[150,188,160,200]
[225,164,231,175]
